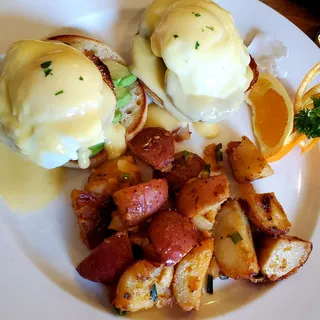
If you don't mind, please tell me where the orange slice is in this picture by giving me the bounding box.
[246,72,294,159]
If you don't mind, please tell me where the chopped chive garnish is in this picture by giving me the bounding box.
[206,274,214,294]
[150,284,158,302]
[44,68,52,77]
[40,61,52,69]
[229,231,243,245]
[114,307,128,316]
[173,34,179,38]
[113,109,122,124]
[120,172,131,182]
[55,90,64,96]
[219,274,229,280]
[206,26,214,31]
[214,143,223,162]
[202,28,204,32]
[79,76,84,80]
[194,13,201,17]
[195,41,200,50]
[89,142,105,158]
[182,150,190,159]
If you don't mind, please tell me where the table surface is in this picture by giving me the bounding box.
[261,0,319,40]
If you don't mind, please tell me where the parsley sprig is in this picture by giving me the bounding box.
[294,97,320,139]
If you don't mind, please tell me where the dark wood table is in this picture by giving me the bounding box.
[261,0,319,42]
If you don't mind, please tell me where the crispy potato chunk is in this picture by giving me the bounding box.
[113,179,168,227]
[71,190,115,249]
[173,239,214,311]
[203,143,222,172]
[240,192,291,236]
[226,136,274,183]
[114,260,156,313]
[113,261,174,313]
[258,235,312,281]
[155,151,206,192]
[177,174,229,219]
[128,127,175,170]
[84,155,140,197]
[149,210,200,266]
[154,266,174,308]
[76,232,133,285]
[214,199,260,279]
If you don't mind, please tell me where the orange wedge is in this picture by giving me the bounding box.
[246,72,294,160]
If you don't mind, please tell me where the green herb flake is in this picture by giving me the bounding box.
[55,90,64,96]
[79,76,84,81]
[194,12,201,17]
[40,61,52,69]
[182,150,190,159]
[173,34,179,38]
[44,68,52,77]
[120,172,131,182]
[206,26,214,31]
[89,142,105,158]
[202,28,204,32]
[113,109,122,124]
[150,284,158,302]
[294,97,320,139]
[195,41,200,50]
[114,307,128,316]
[229,231,243,245]
[214,143,223,162]
[206,274,214,294]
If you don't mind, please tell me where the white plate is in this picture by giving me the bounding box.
[0,0,319,319]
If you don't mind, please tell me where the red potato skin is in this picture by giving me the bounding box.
[76,231,133,285]
[176,174,229,218]
[113,179,169,227]
[155,152,206,192]
[128,127,175,170]
[149,210,200,266]
[71,190,115,250]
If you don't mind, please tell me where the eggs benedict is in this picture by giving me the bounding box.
[0,35,147,170]
[131,0,257,123]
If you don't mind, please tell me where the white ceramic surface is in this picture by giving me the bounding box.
[0,0,319,319]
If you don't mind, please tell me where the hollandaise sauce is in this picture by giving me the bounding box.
[0,142,64,214]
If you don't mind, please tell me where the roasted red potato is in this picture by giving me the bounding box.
[240,192,291,236]
[76,231,133,285]
[149,210,200,266]
[71,190,115,249]
[177,174,229,219]
[128,127,175,170]
[258,235,313,281]
[84,155,140,197]
[203,143,223,172]
[155,151,206,192]
[226,136,274,183]
[113,179,168,227]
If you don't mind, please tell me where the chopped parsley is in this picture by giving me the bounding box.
[193,12,201,17]
[79,76,84,80]
[40,61,52,69]
[55,90,64,96]
[195,41,200,50]
[41,61,53,77]
[44,68,52,77]
[206,26,214,31]
[182,150,190,159]
[294,97,320,139]
[173,34,179,38]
